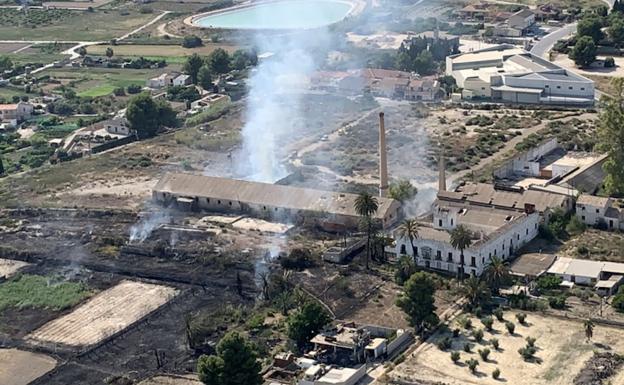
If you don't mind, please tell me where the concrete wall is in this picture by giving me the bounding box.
[494,138,559,179]
[504,73,594,98]
[462,78,491,98]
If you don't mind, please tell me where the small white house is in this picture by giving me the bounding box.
[508,9,535,31]
[103,117,131,136]
[172,74,191,87]
[576,194,622,230]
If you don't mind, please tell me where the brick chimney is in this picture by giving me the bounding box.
[379,112,389,198]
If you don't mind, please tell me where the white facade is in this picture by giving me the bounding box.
[172,74,191,86]
[508,9,535,30]
[576,194,623,230]
[103,118,131,136]
[0,101,34,122]
[395,204,540,276]
[446,45,595,105]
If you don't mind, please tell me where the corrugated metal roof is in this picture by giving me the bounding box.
[153,173,400,220]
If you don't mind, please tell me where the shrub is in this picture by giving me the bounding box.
[464,343,471,352]
[518,345,537,361]
[492,368,501,380]
[458,316,472,330]
[605,56,615,68]
[548,295,567,309]
[481,316,494,331]
[505,321,515,334]
[612,286,624,312]
[127,84,142,94]
[473,307,482,318]
[437,336,452,351]
[515,313,527,325]
[478,348,490,361]
[466,358,479,373]
[451,351,461,364]
[473,328,484,343]
[493,307,504,321]
[182,35,203,48]
[491,338,500,350]
[526,336,536,347]
[452,328,461,338]
[113,87,125,96]
[280,248,314,270]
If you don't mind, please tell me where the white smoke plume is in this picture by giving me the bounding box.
[236,29,330,182]
[129,210,170,243]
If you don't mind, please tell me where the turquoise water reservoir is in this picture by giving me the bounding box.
[194,0,353,30]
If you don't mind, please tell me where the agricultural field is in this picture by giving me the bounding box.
[0,274,92,312]
[40,67,170,97]
[0,348,57,385]
[138,375,202,385]
[0,8,155,41]
[87,43,240,60]
[27,280,178,347]
[392,310,624,385]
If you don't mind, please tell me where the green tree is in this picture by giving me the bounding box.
[0,156,5,176]
[584,319,594,342]
[0,56,12,72]
[396,218,419,256]
[577,15,603,42]
[598,78,624,195]
[105,47,114,58]
[354,192,379,269]
[184,53,204,84]
[463,276,491,308]
[198,65,213,91]
[287,301,332,349]
[126,93,176,138]
[396,272,439,332]
[208,48,231,74]
[483,256,509,295]
[609,17,624,47]
[77,46,87,57]
[182,35,203,48]
[388,179,418,202]
[450,224,473,280]
[569,36,597,67]
[231,49,257,70]
[197,331,262,385]
[395,254,417,285]
[566,215,587,235]
[413,50,436,75]
[612,286,624,311]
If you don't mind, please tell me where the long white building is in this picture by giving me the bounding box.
[394,200,539,277]
[446,44,594,105]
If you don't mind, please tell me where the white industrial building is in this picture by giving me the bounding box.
[547,257,624,295]
[394,200,540,277]
[446,45,595,105]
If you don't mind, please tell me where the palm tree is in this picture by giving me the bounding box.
[463,276,490,308]
[396,218,419,256]
[584,319,595,342]
[354,192,379,269]
[483,256,510,295]
[450,224,473,280]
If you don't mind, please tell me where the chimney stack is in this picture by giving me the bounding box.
[379,112,388,198]
[438,145,446,192]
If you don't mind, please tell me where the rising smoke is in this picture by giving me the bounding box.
[235,26,332,182]
[129,209,170,243]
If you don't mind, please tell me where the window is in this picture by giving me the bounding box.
[596,209,600,213]
[568,86,573,90]
[436,250,442,260]
[582,215,585,221]
[581,87,585,90]
[217,200,221,205]
[556,86,561,89]
[422,247,432,259]
[439,219,443,227]
[451,219,454,226]
[581,206,586,211]
[517,234,520,240]
[414,247,418,256]
[526,228,528,235]
[448,252,453,262]
[470,256,476,267]
[545,85,549,88]
[229,202,232,206]
[400,245,407,254]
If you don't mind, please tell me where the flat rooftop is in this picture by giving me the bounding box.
[510,253,557,277]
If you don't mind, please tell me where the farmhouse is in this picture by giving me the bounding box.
[446,45,595,105]
[575,194,623,231]
[546,257,624,294]
[102,117,131,136]
[152,173,401,231]
[508,8,535,31]
[146,72,189,89]
[394,200,540,277]
[0,101,34,126]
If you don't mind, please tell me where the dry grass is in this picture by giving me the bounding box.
[87,43,240,58]
[391,310,624,385]
[560,229,624,262]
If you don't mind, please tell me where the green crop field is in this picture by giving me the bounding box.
[0,274,93,311]
[0,8,155,41]
[78,84,118,97]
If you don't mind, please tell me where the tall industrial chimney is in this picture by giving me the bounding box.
[438,145,446,192]
[379,112,389,198]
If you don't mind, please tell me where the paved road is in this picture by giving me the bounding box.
[530,23,576,58]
